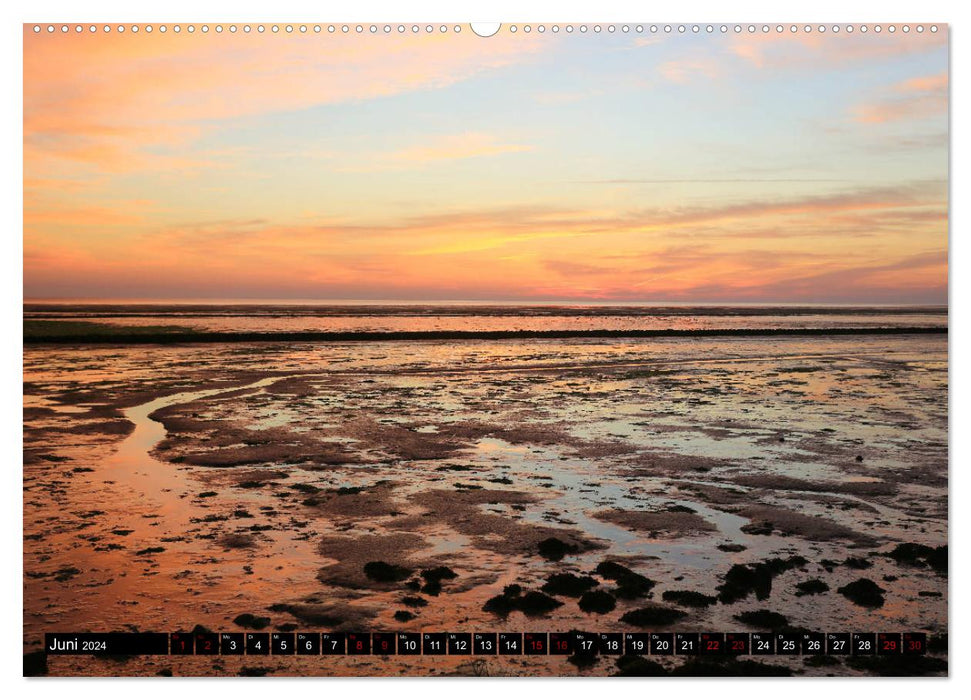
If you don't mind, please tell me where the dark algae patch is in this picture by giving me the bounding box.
[620,604,688,627]
[734,609,789,629]
[846,655,947,676]
[482,586,563,617]
[541,573,598,597]
[363,561,412,583]
[672,658,793,677]
[614,655,792,677]
[419,566,457,595]
[837,578,886,607]
[134,547,165,556]
[661,590,717,607]
[886,543,947,574]
[795,579,830,596]
[594,560,656,598]
[233,613,271,630]
[615,655,667,676]
[578,590,617,614]
[716,556,807,603]
[537,537,579,561]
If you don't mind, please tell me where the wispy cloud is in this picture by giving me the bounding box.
[853,71,948,123]
[657,57,721,84]
[729,30,947,71]
[341,132,534,172]
[23,30,546,177]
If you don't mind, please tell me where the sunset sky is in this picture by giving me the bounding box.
[23,26,948,303]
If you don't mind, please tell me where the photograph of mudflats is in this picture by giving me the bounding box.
[23,305,947,677]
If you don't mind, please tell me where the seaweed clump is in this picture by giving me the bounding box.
[620,604,687,627]
[419,566,457,595]
[483,585,563,617]
[716,556,807,603]
[578,590,617,614]
[886,543,947,575]
[542,573,599,597]
[795,579,830,596]
[837,578,885,608]
[734,609,789,630]
[537,538,579,561]
[363,561,412,583]
[661,590,717,607]
[595,561,656,599]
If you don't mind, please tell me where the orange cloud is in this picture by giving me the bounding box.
[23,29,546,177]
[853,71,948,123]
[24,178,945,302]
[24,203,150,227]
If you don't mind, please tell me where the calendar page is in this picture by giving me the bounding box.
[22,21,948,678]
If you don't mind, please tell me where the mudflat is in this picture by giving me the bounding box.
[23,334,947,676]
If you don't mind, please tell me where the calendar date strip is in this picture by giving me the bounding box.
[45,631,927,657]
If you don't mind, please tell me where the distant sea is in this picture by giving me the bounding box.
[23,302,948,334]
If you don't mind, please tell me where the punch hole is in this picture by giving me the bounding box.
[469,22,502,39]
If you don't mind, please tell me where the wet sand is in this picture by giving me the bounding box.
[23,334,948,676]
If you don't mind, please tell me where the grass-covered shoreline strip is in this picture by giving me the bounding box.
[23,322,947,345]
[24,320,195,339]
